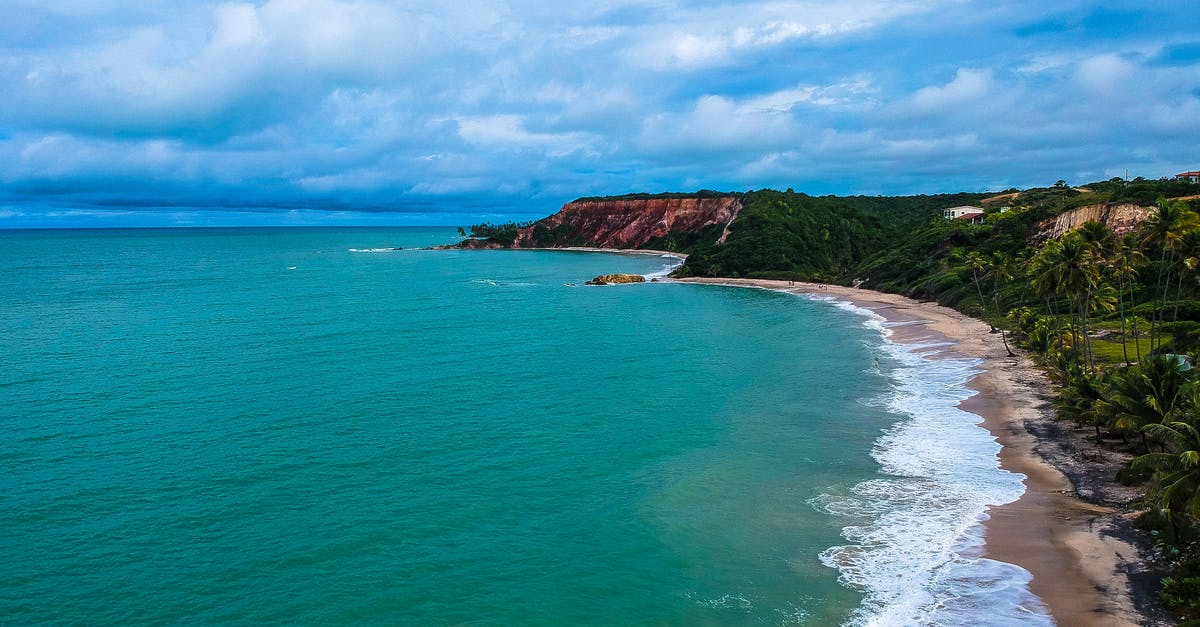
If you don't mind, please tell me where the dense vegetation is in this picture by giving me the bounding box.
[669,189,885,279]
[571,189,737,203]
[728,177,1200,620]
[670,189,991,280]
[459,221,533,245]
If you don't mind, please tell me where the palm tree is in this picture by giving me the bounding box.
[988,251,1017,356]
[1056,370,1107,441]
[1141,199,1199,350]
[1058,232,1102,366]
[1030,238,1070,351]
[1096,355,1190,451]
[1133,416,1200,541]
[964,250,991,321]
[1112,240,1146,364]
[1172,228,1200,327]
[1078,220,1116,260]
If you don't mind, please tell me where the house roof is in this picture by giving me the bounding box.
[1177,171,1200,177]
[954,212,985,220]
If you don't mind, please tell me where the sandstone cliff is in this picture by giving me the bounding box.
[1032,202,1151,242]
[512,196,742,249]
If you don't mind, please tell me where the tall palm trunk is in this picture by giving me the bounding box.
[1157,261,1174,351]
[1151,246,1170,351]
[1080,292,1094,370]
[1172,271,1185,327]
[993,290,1016,357]
[1118,276,1130,365]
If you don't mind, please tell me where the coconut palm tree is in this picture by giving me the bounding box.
[1112,240,1146,364]
[1059,232,1102,365]
[1096,355,1190,451]
[988,251,1017,356]
[1141,200,1200,350]
[1030,238,1071,351]
[964,250,991,321]
[1171,228,1200,327]
[1078,220,1116,261]
[1134,415,1200,540]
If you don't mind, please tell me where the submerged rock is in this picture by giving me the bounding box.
[585,273,646,285]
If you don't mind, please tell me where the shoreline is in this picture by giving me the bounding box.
[673,277,1154,626]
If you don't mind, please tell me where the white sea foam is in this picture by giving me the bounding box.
[468,278,535,287]
[800,294,1051,626]
[644,256,686,280]
[347,247,403,252]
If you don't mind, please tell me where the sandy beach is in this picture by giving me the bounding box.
[674,277,1159,626]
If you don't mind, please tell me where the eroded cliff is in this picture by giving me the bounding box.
[512,196,742,249]
[1032,202,1151,242]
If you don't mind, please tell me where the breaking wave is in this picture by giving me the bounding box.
[806,297,1050,626]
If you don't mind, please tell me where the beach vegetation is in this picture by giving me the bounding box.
[465,220,534,245]
[1160,559,1200,617]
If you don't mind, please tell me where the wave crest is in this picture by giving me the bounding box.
[805,300,1050,625]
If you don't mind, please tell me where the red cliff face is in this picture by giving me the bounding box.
[513,196,742,249]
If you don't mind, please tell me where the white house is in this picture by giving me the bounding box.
[942,206,986,223]
[1176,171,1200,183]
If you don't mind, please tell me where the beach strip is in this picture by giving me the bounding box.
[673,277,1145,627]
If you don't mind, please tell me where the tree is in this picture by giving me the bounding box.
[1097,355,1190,451]
[1141,200,1200,350]
[1134,415,1200,540]
[1030,232,1101,366]
[1112,240,1146,364]
[988,251,1017,356]
[964,250,991,319]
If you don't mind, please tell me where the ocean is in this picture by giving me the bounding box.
[1,227,1047,624]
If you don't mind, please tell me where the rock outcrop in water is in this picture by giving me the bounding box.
[585,273,646,285]
[512,196,742,249]
[1032,202,1151,242]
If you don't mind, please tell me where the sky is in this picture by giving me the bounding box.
[1,1,1198,227]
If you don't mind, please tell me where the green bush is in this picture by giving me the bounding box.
[1162,560,1200,615]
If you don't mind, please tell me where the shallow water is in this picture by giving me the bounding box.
[0,227,1044,624]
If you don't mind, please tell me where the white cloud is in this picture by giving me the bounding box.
[909,68,991,112]
[741,78,876,111]
[456,114,595,155]
[625,1,931,70]
[1073,53,1136,96]
[6,0,462,132]
[638,93,797,153]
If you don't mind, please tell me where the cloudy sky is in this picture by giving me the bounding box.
[2,1,1198,227]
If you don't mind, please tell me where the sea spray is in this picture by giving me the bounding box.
[806,297,1052,626]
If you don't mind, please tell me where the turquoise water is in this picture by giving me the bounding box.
[0,228,1042,624]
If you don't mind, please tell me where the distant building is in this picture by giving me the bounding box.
[1176,171,1200,183]
[942,206,986,224]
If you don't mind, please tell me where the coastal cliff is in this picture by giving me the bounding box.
[1032,202,1151,242]
[511,195,742,249]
